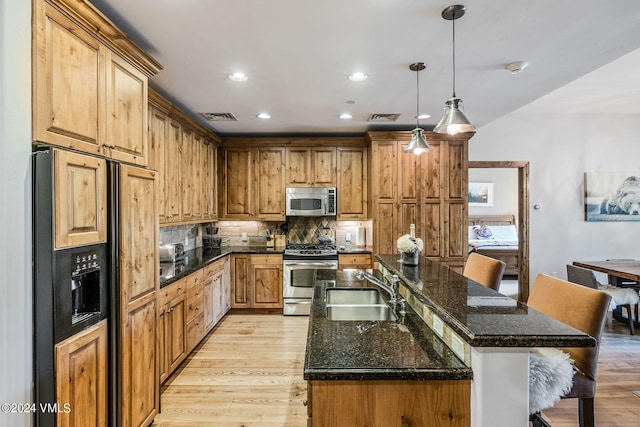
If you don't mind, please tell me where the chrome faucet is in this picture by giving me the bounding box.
[357,270,400,303]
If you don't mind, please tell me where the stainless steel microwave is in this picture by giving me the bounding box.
[285,187,336,216]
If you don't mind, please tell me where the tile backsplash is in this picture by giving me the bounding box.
[160,219,372,250]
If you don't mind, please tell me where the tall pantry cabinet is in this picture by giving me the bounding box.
[32,1,162,426]
[366,131,472,267]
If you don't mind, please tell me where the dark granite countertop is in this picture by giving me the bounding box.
[376,254,595,348]
[303,270,472,381]
[160,246,284,288]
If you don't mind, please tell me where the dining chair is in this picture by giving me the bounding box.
[527,274,611,427]
[567,264,639,335]
[463,252,506,291]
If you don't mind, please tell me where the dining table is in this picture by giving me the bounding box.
[572,259,640,283]
[572,259,640,328]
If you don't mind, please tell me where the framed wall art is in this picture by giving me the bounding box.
[469,182,494,207]
[584,171,640,222]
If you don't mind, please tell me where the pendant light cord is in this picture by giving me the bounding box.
[452,13,456,98]
[416,67,420,128]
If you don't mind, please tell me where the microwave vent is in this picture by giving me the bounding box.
[366,113,401,122]
[199,112,238,122]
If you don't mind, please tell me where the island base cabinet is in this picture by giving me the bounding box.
[307,380,471,427]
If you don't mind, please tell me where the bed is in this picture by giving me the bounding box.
[469,215,519,278]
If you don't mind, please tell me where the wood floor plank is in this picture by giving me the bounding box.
[152,312,640,426]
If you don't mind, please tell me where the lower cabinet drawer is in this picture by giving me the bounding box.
[186,312,204,353]
[186,283,204,322]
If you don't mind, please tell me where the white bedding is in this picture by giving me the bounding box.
[468,225,518,248]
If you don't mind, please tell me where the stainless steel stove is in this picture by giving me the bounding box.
[284,243,338,259]
[283,244,338,315]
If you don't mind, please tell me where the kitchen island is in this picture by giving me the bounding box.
[304,257,594,427]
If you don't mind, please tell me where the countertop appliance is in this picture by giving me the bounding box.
[283,244,338,315]
[32,148,122,427]
[285,187,336,217]
[159,242,185,262]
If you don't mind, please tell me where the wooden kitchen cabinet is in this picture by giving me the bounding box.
[369,140,419,255]
[231,254,282,309]
[256,147,286,220]
[104,52,148,166]
[149,89,219,225]
[285,147,336,187]
[119,165,158,427]
[338,254,372,270]
[33,1,104,155]
[220,148,254,218]
[307,380,470,427]
[148,104,168,222]
[33,0,159,165]
[231,254,251,308]
[163,118,182,222]
[337,147,368,219]
[55,319,108,427]
[204,258,227,333]
[367,131,471,264]
[158,291,186,384]
[250,255,283,308]
[53,149,107,249]
[185,270,205,353]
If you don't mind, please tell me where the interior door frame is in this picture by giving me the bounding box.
[468,161,530,302]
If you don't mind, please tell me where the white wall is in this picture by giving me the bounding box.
[0,1,32,426]
[468,168,519,217]
[470,113,640,283]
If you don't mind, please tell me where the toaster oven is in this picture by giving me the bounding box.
[159,242,185,263]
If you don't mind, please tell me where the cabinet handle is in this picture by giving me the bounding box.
[303,400,308,407]
[177,287,182,291]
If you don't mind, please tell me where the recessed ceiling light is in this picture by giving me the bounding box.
[416,114,431,120]
[257,113,271,119]
[339,113,353,120]
[228,72,248,82]
[348,72,368,82]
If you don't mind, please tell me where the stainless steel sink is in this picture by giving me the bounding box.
[325,288,397,321]
[326,305,397,321]
[325,288,385,305]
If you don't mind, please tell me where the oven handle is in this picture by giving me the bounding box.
[284,262,338,270]
[285,300,312,305]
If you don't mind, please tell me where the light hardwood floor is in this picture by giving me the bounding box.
[152,314,309,426]
[152,313,640,427]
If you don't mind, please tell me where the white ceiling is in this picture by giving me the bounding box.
[91,0,640,136]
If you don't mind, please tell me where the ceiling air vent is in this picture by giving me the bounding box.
[366,113,401,122]
[199,112,238,122]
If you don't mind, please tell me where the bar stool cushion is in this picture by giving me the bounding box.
[529,348,575,414]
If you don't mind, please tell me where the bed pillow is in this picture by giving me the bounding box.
[472,225,494,239]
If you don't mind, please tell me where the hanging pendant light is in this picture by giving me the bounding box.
[404,62,431,155]
[434,4,475,135]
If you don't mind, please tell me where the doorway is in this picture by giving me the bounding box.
[469,161,530,302]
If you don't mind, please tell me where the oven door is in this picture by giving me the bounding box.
[283,260,338,299]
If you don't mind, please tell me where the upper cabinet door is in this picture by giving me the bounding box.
[33,2,106,155]
[105,53,148,166]
[336,147,368,219]
[54,149,107,249]
[311,147,337,187]
[256,147,286,220]
[285,147,311,186]
[222,148,254,218]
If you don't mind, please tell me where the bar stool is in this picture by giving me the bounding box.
[463,252,506,291]
[527,274,611,427]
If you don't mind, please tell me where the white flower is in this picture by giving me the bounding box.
[397,234,424,253]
